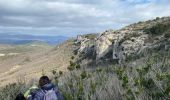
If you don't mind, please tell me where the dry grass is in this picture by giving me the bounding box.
[0,40,74,87]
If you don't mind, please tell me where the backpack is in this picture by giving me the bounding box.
[26,87,39,100]
[42,88,58,100]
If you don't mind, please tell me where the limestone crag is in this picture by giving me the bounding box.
[76,35,96,57]
[76,17,170,63]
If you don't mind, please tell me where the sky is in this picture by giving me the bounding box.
[0,0,170,37]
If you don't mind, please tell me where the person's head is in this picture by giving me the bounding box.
[39,76,51,87]
[15,93,26,100]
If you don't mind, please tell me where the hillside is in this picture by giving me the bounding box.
[71,16,170,100]
[0,40,74,86]
[76,17,170,63]
[0,17,170,100]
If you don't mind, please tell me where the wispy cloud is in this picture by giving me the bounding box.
[0,0,169,36]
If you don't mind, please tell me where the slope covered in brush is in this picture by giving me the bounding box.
[0,17,170,100]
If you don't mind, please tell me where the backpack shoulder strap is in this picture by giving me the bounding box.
[41,89,47,95]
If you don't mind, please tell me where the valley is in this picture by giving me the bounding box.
[0,40,73,86]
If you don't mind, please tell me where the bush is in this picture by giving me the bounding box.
[156,17,160,20]
[114,50,170,99]
[145,23,169,35]
[76,64,81,69]
[71,56,75,60]
[81,71,87,79]
[67,61,76,71]
[73,49,78,55]
[59,71,63,76]
[52,70,57,75]
[67,66,75,71]
[164,33,170,38]
[0,83,27,100]
[69,61,76,67]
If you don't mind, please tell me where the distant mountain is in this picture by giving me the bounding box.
[0,34,69,45]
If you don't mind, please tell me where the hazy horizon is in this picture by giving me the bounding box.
[0,33,69,45]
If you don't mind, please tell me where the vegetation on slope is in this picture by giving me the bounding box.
[0,48,169,100]
[0,17,169,100]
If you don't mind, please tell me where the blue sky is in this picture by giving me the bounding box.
[0,0,169,36]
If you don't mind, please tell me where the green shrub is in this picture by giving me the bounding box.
[77,81,84,99]
[52,70,57,75]
[59,71,63,76]
[145,23,169,35]
[75,64,81,69]
[71,56,75,60]
[70,61,76,67]
[0,83,27,100]
[67,66,75,71]
[73,50,78,55]
[68,61,76,71]
[96,68,102,73]
[81,71,87,79]
[90,80,97,94]
[164,33,170,38]
[156,17,160,20]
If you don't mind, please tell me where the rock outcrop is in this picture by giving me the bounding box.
[75,16,170,64]
[75,34,97,57]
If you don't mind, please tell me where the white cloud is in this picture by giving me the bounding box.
[0,0,169,36]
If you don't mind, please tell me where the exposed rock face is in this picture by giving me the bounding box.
[76,35,85,44]
[76,34,96,57]
[96,29,146,62]
[96,30,115,60]
[76,17,170,64]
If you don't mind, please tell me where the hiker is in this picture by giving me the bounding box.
[15,93,26,100]
[27,76,63,100]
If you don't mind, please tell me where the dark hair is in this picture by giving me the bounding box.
[39,76,50,87]
[15,93,26,100]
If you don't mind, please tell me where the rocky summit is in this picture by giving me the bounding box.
[76,16,170,64]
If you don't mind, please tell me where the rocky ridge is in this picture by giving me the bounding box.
[76,17,170,64]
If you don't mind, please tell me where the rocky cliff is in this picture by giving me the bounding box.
[76,17,170,64]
